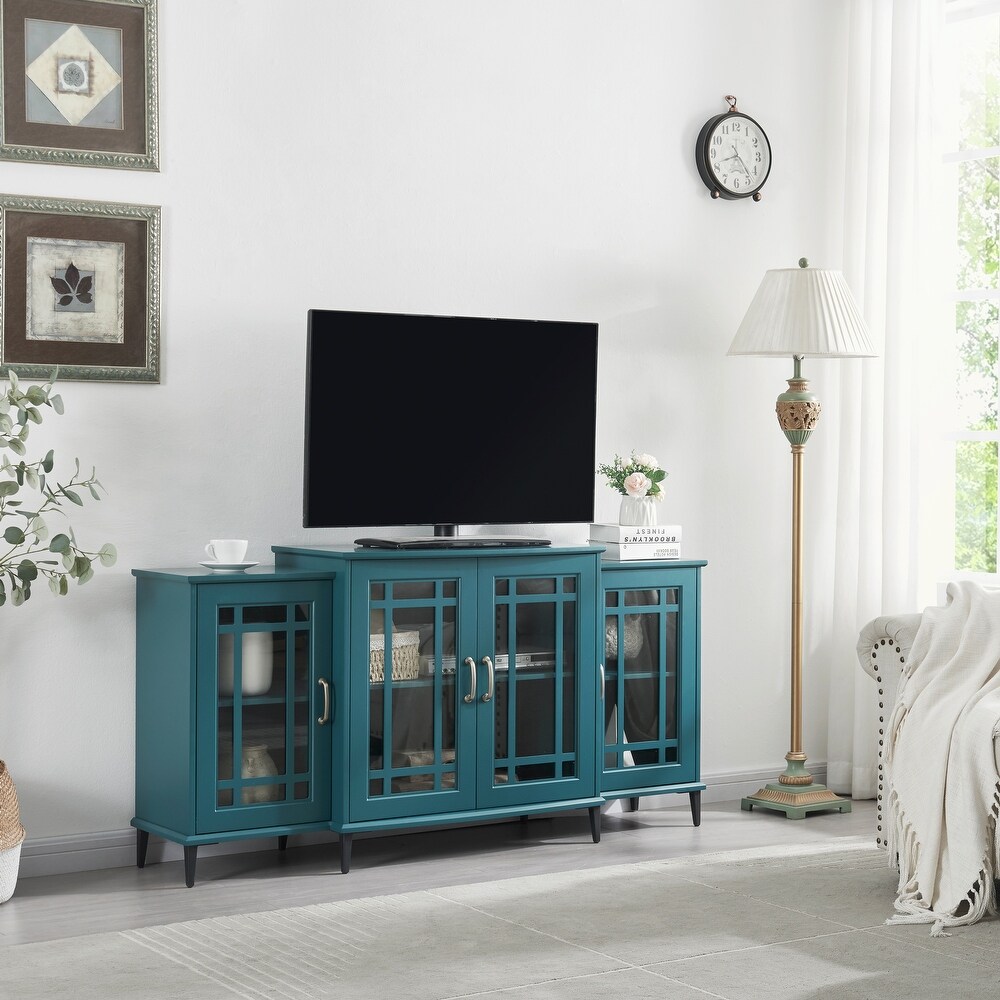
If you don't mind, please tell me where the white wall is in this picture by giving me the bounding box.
[0,0,856,849]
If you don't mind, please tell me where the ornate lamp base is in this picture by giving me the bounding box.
[741,783,852,820]
[740,755,852,820]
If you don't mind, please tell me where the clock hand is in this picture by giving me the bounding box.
[731,145,753,180]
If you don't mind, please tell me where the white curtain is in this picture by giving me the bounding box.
[824,0,950,797]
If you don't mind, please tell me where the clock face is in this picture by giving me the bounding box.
[704,113,771,197]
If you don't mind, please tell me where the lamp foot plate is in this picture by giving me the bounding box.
[740,781,852,820]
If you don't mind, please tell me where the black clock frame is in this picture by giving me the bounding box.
[696,110,771,201]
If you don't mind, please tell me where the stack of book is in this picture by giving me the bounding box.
[589,522,682,560]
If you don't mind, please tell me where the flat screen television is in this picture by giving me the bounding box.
[304,309,599,547]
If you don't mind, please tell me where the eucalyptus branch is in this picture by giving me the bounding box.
[0,371,115,607]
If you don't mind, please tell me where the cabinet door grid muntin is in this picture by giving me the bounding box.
[478,569,587,807]
[600,567,699,791]
[197,582,331,833]
[354,565,477,820]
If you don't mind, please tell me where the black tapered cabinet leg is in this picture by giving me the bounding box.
[136,829,149,869]
[588,805,601,843]
[628,797,640,812]
[689,790,702,827]
[183,845,198,888]
[340,833,353,874]
[277,835,288,851]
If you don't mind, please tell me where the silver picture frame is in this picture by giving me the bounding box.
[0,0,158,171]
[0,193,160,382]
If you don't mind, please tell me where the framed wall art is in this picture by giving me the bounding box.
[0,0,158,170]
[0,193,160,382]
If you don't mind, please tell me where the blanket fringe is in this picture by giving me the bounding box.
[884,783,1000,935]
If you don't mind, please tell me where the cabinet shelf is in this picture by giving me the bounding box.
[217,694,310,708]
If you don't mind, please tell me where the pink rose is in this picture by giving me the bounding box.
[623,472,651,497]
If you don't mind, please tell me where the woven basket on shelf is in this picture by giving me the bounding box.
[0,761,25,904]
[369,631,420,683]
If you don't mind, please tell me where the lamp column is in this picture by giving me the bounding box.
[740,356,852,819]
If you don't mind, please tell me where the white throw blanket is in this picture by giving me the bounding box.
[885,580,1000,935]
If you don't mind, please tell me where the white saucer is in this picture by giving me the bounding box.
[199,560,259,573]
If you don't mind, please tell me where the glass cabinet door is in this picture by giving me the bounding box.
[350,565,477,820]
[197,581,332,832]
[600,568,699,792]
[478,559,596,808]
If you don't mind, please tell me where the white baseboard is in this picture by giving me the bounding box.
[18,763,831,879]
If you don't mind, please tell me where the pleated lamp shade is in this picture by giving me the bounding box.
[728,262,876,358]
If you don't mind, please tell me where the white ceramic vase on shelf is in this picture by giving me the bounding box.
[218,631,274,696]
[619,495,658,527]
[240,744,281,804]
[218,742,282,804]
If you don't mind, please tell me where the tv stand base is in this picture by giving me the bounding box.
[355,535,551,549]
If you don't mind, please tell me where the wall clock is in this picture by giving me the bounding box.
[696,95,771,201]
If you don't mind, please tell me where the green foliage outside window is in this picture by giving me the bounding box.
[954,19,1000,572]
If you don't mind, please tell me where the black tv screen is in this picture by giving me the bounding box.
[304,309,599,536]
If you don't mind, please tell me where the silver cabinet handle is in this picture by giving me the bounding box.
[481,655,494,703]
[317,678,331,724]
[599,663,605,701]
[463,656,477,703]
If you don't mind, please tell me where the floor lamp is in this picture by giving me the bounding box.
[728,258,876,819]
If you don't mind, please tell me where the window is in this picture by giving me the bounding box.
[946,2,1000,573]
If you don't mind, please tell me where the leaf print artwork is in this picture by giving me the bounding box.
[50,263,94,308]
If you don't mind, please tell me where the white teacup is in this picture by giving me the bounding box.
[205,538,248,563]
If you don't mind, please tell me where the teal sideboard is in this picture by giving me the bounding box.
[599,560,705,824]
[132,546,706,884]
[131,567,335,887]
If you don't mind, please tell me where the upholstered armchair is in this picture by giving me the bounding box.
[856,613,923,849]
[857,610,1000,859]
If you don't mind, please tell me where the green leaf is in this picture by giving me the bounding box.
[59,575,68,595]
[50,394,63,415]
[87,483,101,500]
[8,371,18,391]
[63,488,82,505]
[49,533,71,553]
[7,439,24,457]
[48,576,61,595]
[0,480,18,497]
[77,564,94,586]
[42,449,53,473]
[25,386,46,405]
[16,559,36,582]
[31,516,48,541]
[61,550,74,571]
[4,526,24,545]
[98,543,117,566]
[24,467,38,490]
[11,587,24,607]
[73,555,91,579]
[25,406,41,424]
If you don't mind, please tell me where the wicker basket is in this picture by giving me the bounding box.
[0,761,25,904]
[0,761,25,852]
[369,631,420,682]
[0,843,21,904]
